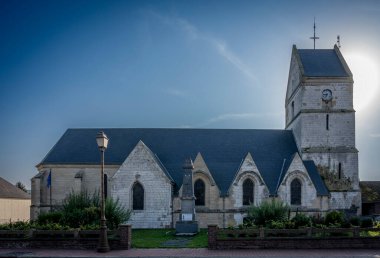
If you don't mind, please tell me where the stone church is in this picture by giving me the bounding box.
[31,45,361,228]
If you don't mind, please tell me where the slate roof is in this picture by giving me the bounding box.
[297,49,349,77]
[40,128,327,196]
[0,177,30,199]
[303,160,329,196]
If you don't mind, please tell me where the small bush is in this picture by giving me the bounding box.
[37,211,63,225]
[267,220,286,229]
[248,199,290,226]
[341,219,351,228]
[34,223,71,230]
[325,210,344,226]
[311,214,325,227]
[79,224,100,230]
[242,217,254,228]
[349,216,360,227]
[361,218,373,228]
[105,197,131,229]
[291,213,312,228]
[59,191,130,229]
[0,221,33,230]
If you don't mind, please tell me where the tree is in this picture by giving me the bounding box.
[15,182,28,192]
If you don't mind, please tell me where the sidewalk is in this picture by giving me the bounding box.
[1,248,380,258]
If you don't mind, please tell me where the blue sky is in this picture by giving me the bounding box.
[1,0,380,188]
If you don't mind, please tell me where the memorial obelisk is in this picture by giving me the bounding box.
[175,158,199,235]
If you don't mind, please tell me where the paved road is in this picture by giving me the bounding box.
[1,248,380,258]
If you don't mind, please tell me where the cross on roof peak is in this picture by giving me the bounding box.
[310,17,319,49]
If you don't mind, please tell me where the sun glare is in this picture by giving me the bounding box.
[345,53,379,112]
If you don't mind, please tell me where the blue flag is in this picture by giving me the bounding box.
[47,171,51,188]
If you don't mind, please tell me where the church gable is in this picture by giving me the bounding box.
[280,153,314,188]
[191,153,221,209]
[112,140,173,185]
[111,140,173,228]
[229,153,269,207]
[231,152,266,188]
[276,153,329,210]
[286,45,303,103]
[192,152,217,186]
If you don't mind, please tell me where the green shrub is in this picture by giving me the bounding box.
[37,211,63,225]
[105,197,131,229]
[0,191,130,231]
[248,199,290,226]
[360,217,373,228]
[79,224,100,230]
[267,220,286,229]
[34,223,71,230]
[242,217,255,228]
[59,191,130,229]
[349,216,360,227]
[291,213,312,228]
[341,219,351,228]
[0,221,33,230]
[324,210,344,226]
[311,214,325,227]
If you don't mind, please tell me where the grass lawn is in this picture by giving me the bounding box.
[131,228,208,248]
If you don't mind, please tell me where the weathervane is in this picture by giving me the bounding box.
[337,35,341,48]
[310,17,319,49]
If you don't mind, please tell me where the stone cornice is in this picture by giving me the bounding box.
[301,146,358,153]
[286,108,355,128]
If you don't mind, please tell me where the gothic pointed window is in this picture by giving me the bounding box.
[132,182,144,210]
[243,179,254,205]
[338,163,342,179]
[194,179,205,206]
[290,178,301,205]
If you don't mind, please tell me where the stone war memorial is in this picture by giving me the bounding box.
[31,44,361,229]
[175,158,199,235]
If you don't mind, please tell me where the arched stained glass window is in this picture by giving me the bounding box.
[243,179,254,205]
[133,182,144,210]
[194,179,205,206]
[291,178,301,205]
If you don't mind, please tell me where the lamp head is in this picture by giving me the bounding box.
[96,131,109,150]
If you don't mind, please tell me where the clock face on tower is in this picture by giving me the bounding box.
[322,89,333,102]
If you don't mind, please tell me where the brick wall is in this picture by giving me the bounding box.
[208,226,380,249]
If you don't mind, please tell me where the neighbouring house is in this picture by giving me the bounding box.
[360,181,380,216]
[0,177,31,223]
[31,44,361,228]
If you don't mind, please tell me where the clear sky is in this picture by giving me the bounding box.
[1,0,380,188]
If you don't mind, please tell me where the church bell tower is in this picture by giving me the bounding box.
[285,45,361,213]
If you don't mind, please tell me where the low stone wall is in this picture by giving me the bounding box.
[208,225,380,249]
[0,225,131,250]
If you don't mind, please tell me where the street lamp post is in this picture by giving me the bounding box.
[96,131,110,253]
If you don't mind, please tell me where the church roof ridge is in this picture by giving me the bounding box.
[63,127,290,131]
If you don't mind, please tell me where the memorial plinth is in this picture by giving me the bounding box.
[175,158,199,235]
